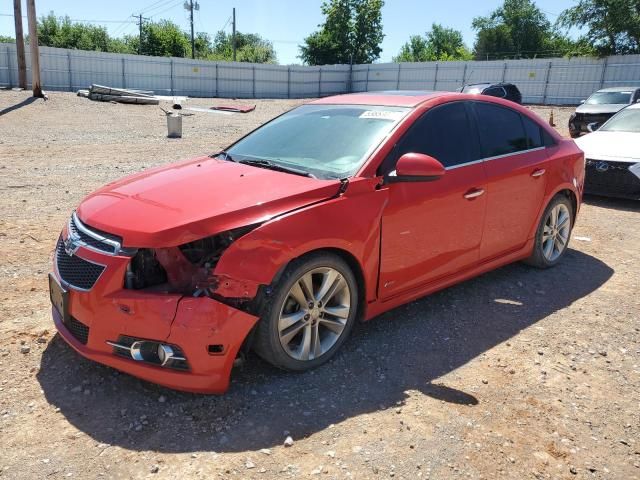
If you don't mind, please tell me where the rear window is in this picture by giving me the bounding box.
[483,86,506,98]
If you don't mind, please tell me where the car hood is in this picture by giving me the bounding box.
[575,103,627,115]
[77,156,342,247]
[575,131,640,163]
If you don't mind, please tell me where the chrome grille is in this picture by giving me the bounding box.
[55,237,105,290]
[68,213,122,255]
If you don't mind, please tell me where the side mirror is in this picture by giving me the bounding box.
[580,99,586,104]
[387,153,445,183]
[587,122,601,132]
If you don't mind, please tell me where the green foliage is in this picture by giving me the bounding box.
[471,0,586,59]
[206,31,277,63]
[300,0,384,65]
[32,12,277,63]
[0,35,15,44]
[37,12,123,52]
[136,20,190,57]
[558,0,640,55]
[394,24,473,62]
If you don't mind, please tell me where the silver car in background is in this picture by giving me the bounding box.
[575,103,640,199]
[569,87,640,138]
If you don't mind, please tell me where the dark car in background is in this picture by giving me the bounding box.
[569,87,640,138]
[459,83,523,104]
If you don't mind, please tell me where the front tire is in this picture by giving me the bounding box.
[253,253,358,371]
[526,195,573,268]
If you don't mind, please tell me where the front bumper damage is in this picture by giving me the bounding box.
[51,228,259,394]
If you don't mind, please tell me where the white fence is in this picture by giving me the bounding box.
[1,43,640,104]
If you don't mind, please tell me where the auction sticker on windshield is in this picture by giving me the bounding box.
[359,110,405,121]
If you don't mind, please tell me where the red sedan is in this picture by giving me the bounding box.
[49,91,585,393]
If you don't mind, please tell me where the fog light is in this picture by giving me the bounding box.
[157,344,176,366]
[107,338,188,369]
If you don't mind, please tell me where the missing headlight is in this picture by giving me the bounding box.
[178,224,256,267]
[125,224,259,295]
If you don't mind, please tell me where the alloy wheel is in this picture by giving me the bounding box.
[542,203,571,262]
[278,267,351,362]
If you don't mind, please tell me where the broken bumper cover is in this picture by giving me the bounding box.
[51,272,258,394]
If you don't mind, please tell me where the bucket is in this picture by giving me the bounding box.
[166,113,182,138]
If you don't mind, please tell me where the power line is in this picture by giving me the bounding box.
[140,0,181,16]
[148,0,184,18]
[0,13,135,23]
[133,0,174,16]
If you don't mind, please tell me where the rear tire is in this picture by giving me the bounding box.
[253,252,358,371]
[525,194,574,269]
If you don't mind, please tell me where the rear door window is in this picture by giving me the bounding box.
[384,102,480,171]
[473,102,528,157]
[522,115,544,148]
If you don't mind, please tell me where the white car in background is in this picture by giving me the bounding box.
[575,103,640,200]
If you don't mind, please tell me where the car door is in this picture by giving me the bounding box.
[378,101,487,300]
[471,101,551,261]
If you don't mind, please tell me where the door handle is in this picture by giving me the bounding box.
[531,168,546,178]
[464,188,485,200]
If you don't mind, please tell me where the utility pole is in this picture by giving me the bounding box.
[232,7,236,62]
[184,0,199,59]
[132,14,149,55]
[26,0,43,97]
[13,0,27,89]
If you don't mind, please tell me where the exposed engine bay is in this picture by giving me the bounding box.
[125,225,258,302]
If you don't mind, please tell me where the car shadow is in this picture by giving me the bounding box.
[583,194,640,213]
[37,249,613,453]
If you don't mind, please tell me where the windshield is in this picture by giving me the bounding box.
[585,91,632,105]
[600,108,640,133]
[225,104,409,179]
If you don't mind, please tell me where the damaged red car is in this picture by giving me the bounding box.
[49,91,584,393]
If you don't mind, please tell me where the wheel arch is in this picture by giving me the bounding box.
[270,247,368,322]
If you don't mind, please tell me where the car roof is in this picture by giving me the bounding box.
[596,87,640,93]
[310,90,451,107]
[625,102,640,110]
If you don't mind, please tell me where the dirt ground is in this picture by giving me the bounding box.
[0,91,638,480]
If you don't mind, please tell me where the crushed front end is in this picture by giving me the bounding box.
[49,213,259,394]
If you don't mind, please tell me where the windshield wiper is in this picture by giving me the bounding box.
[238,159,316,178]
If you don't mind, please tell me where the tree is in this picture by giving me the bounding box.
[37,13,119,52]
[208,31,277,63]
[558,0,640,55]
[299,0,384,65]
[394,24,473,62]
[471,0,576,59]
[0,36,15,43]
[134,20,190,57]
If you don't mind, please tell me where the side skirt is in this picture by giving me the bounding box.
[364,237,535,321]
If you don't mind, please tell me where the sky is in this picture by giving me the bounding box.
[1,0,580,64]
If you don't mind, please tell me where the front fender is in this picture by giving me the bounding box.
[213,178,387,303]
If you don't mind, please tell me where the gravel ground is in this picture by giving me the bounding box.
[0,91,638,480]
